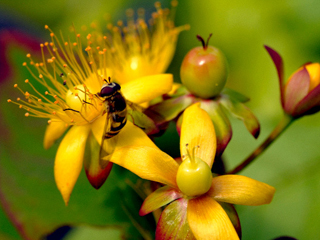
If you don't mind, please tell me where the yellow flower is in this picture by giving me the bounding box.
[7,25,173,205]
[107,103,275,240]
[89,1,189,84]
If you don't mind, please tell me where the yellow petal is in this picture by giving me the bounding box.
[54,125,91,205]
[43,120,68,149]
[121,74,173,104]
[180,103,216,168]
[208,175,276,206]
[188,196,239,240]
[107,146,179,188]
[91,117,156,149]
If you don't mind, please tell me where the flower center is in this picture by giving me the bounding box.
[64,84,103,125]
[176,144,212,197]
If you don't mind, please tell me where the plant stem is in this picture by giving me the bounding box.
[228,113,294,174]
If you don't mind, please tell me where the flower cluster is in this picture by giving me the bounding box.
[10,1,320,240]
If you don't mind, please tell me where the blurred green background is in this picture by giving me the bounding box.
[1,0,320,239]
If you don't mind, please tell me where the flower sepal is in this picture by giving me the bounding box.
[155,198,195,240]
[219,90,260,139]
[200,100,232,157]
[139,185,183,216]
[83,133,113,189]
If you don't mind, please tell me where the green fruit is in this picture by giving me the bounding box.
[180,35,228,99]
[176,157,212,197]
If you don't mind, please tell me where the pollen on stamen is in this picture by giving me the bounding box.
[39,74,43,78]
[14,84,18,88]
[26,53,31,58]
[17,98,21,101]
[25,79,29,83]
[64,42,68,46]
[45,25,49,29]
[50,33,54,37]
[19,105,22,108]
[54,100,59,104]
[38,99,42,102]
[48,120,52,124]
[40,43,44,48]
[63,64,67,68]
[25,113,30,117]
[44,42,49,46]
[53,111,56,115]
[45,91,49,95]
[7,99,11,103]
[77,34,80,38]
[23,62,27,66]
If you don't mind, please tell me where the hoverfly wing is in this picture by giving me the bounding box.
[99,112,118,168]
[126,100,159,135]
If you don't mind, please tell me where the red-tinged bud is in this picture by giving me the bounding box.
[265,46,320,118]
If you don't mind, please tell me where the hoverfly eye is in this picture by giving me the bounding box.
[100,82,121,97]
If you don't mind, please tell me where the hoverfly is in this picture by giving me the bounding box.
[96,77,127,160]
[97,77,157,161]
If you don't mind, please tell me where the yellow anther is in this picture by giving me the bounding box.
[23,62,27,66]
[17,98,21,101]
[25,113,30,117]
[48,120,52,124]
[40,43,44,48]
[25,79,29,83]
[14,84,18,88]
[50,33,54,37]
[26,53,31,58]
[45,25,49,29]
[7,99,11,103]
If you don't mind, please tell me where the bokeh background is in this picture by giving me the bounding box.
[1,0,320,239]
